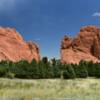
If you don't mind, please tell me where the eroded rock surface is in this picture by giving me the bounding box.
[61,26,100,64]
[0,27,40,62]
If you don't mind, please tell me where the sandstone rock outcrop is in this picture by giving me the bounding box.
[0,27,40,62]
[61,25,100,64]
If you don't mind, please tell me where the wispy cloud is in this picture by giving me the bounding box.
[34,38,41,41]
[92,12,100,17]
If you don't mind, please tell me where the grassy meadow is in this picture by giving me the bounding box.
[0,78,99,100]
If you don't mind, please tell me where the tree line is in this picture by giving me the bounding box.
[0,57,100,79]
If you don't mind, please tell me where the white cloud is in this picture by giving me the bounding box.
[92,12,100,17]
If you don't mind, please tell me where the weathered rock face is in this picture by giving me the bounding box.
[0,27,40,62]
[61,26,100,64]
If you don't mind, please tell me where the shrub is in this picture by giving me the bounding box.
[52,59,61,78]
[87,61,95,77]
[37,61,54,79]
[11,60,31,78]
[73,60,88,78]
[0,59,100,79]
[5,72,15,79]
[62,64,76,79]
[95,63,100,78]
[0,66,8,77]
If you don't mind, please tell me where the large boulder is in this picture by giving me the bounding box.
[61,25,100,64]
[0,27,40,62]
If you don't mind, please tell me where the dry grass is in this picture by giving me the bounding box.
[0,78,100,100]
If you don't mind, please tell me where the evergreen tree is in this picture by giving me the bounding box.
[76,60,88,78]
[62,64,76,79]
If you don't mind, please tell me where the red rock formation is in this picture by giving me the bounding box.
[0,27,40,62]
[61,25,100,64]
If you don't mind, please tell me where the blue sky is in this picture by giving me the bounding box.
[0,0,100,59]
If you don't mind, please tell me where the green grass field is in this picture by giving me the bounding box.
[0,78,100,100]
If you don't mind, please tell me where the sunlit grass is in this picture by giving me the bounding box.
[0,78,100,100]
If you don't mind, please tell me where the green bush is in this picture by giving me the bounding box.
[62,64,76,79]
[4,72,15,79]
[0,59,99,79]
[95,63,100,78]
[87,61,95,77]
[73,60,88,78]
[0,66,8,77]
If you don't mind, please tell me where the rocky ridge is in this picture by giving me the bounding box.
[0,27,40,62]
[61,26,100,64]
